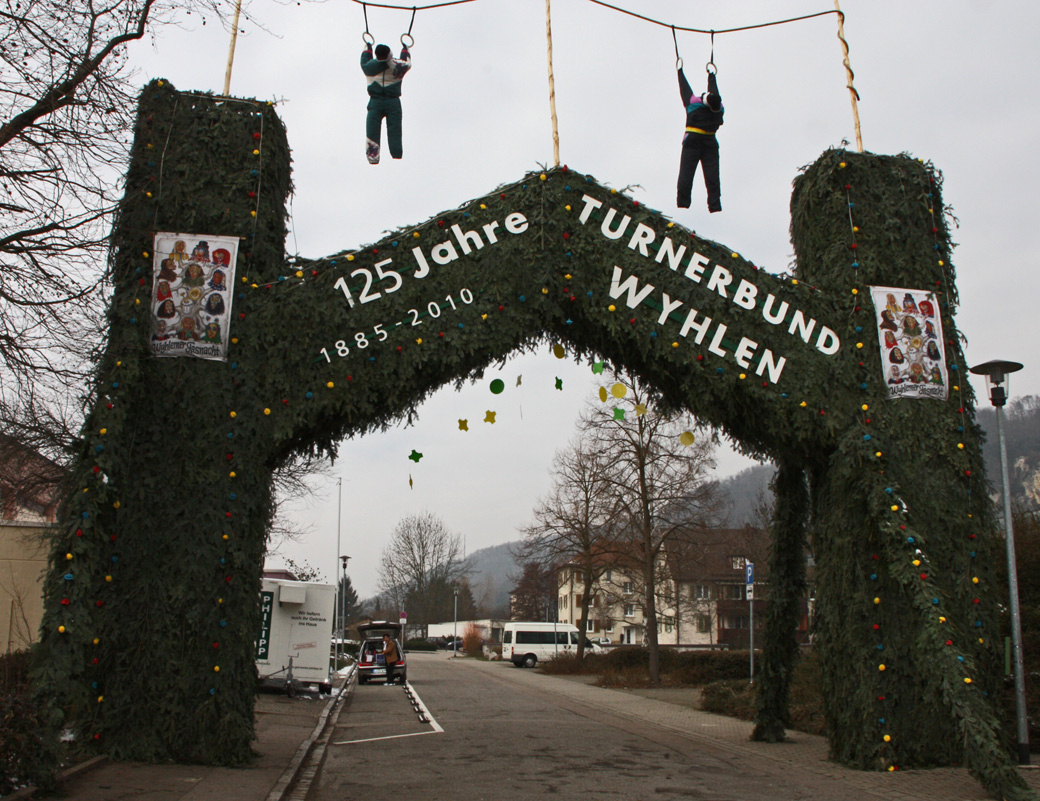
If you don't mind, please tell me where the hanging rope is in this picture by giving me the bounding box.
[403,6,417,47]
[584,0,840,34]
[362,3,374,45]
[671,25,681,71]
[834,1,863,152]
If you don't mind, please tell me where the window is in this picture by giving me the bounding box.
[696,614,711,633]
[662,616,674,633]
[504,631,513,644]
[731,556,746,570]
[586,619,595,632]
[623,581,632,594]
[561,595,568,609]
[725,584,744,601]
[605,569,612,582]
[723,615,749,630]
[624,604,635,617]
[694,584,711,600]
[604,621,614,633]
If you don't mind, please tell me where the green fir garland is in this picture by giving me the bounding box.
[28,83,1030,800]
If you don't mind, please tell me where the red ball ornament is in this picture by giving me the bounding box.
[696,355,704,361]
[107,403,113,409]
[945,640,953,646]
[877,695,885,701]
[873,623,880,630]
[347,375,353,381]
[213,642,220,649]
[498,305,504,311]
[253,132,261,140]
[965,470,971,477]
[225,576,232,584]
[439,332,445,338]
[282,399,289,405]
[92,657,99,664]
[850,243,858,250]
[95,600,104,607]
[61,598,70,605]
[969,533,976,540]
[973,598,980,604]
[396,346,402,352]
[226,453,233,461]
[920,573,927,580]
[563,233,570,240]
[76,528,83,536]
[500,193,506,199]
[248,191,255,198]
[854,306,861,312]
[93,733,102,740]
[239,313,245,320]
[629,318,636,325]
[225,512,232,519]
[372,249,379,255]
[844,184,851,190]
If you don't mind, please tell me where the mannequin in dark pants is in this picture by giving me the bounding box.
[361,43,411,164]
[676,67,723,212]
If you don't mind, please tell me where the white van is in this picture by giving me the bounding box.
[502,622,583,668]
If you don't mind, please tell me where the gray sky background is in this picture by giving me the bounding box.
[129,0,1040,598]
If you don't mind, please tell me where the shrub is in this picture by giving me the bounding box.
[674,650,755,685]
[604,646,682,673]
[404,638,437,651]
[462,623,483,658]
[0,651,44,795]
[540,651,610,675]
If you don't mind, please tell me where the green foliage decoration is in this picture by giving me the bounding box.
[25,82,1029,801]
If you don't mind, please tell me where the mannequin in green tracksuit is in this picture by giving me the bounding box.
[361,43,411,164]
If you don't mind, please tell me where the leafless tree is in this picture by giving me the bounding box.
[517,435,616,657]
[378,511,468,636]
[0,0,234,452]
[581,371,724,684]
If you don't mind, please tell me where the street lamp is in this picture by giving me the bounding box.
[969,358,1028,764]
[453,588,458,658]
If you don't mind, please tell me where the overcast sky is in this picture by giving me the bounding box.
[129,0,1040,598]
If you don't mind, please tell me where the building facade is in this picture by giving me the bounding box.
[556,528,811,648]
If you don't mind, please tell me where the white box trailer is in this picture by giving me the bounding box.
[255,578,336,693]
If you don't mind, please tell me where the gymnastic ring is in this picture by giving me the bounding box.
[675,57,683,71]
[401,33,414,48]
[706,61,717,75]
[363,32,375,46]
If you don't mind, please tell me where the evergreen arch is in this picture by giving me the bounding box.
[32,82,1030,799]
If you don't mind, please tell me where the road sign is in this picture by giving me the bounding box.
[746,584,755,601]
[746,562,754,586]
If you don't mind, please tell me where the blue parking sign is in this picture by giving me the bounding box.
[746,562,754,586]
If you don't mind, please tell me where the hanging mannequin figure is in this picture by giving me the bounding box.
[676,59,724,212]
[361,36,412,165]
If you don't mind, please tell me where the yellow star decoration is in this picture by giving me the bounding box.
[481,313,488,320]
[635,403,648,417]
[458,419,469,431]
[409,474,413,489]
[484,411,496,424]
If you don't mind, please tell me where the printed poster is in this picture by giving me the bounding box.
[869,285,948,400]
[150,233,238,361]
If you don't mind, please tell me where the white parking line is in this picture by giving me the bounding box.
[333,681,443,746]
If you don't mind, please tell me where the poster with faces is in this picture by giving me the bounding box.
[870,285,948,400]
[150,233,238,361]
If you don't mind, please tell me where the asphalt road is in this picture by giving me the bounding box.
[307,652,904,801]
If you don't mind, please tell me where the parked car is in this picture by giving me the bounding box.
[356,621,407,685]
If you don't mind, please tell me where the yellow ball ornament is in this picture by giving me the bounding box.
[883,734,891,742]
[539,173,547,181]
[565,205,571,211]
[58,625,66,633]
[214,665,220,672]
[972,576,979,584]
[230,411,237,418]
[264,408,271,416]
[964,677,972,684]
[608,305,616,312]
[878,663,885,671]
[327,381,334,389]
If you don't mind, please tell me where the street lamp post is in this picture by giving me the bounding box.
[969,358,1028,764]
[453,588,458,658]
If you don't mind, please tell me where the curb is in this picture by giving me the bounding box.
[267,667,355,801]
[5,755,108,800]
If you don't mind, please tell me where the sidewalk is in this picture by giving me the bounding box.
[25,656,1040,801]
[27,685,344,801]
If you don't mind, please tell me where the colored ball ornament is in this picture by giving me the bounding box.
[490,379,505,394]
[327,382,334,389]
[610,383,627,399]
[878,663,886,671]
[883,734,891,742]
[679,431,695,446]
[264,408,271,416]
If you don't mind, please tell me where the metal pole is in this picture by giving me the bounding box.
[997,403,1030,764]
[453,589,458,658]
[749,593,754,683]
[336,478,342,677]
